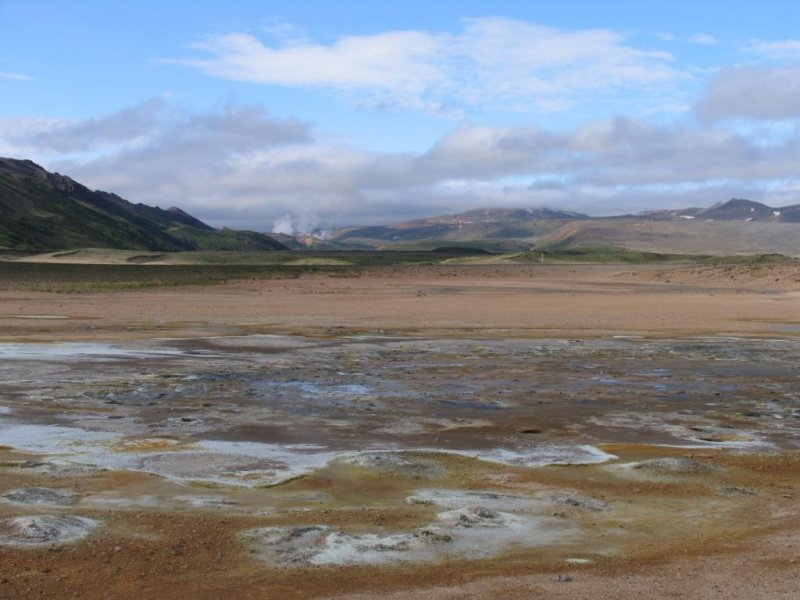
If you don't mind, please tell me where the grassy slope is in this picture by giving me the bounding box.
[0,158,286,252]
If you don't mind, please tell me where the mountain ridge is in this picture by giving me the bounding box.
[637,198,800,223]
[325,199,799,252]
[2,157,798,255]
[0,157,287,252]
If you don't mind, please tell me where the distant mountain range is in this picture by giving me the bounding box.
[1,157,798,255]
[639,198,800,223]
[0,158,287,251]
[326,207,589,251]
[324,200,800,253]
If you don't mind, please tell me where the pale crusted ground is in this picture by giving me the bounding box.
[0,263,798,599]
[334,526,800,600]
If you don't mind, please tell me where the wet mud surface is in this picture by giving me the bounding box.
[0,334,798,598]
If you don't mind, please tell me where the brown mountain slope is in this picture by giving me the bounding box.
[538,219,800,256]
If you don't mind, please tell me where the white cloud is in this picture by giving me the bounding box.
[175,30,444,112]
[745,39,800,60]
[261,20,311,46]
[690,34,717,45]
[0,71,34,81]
[170,18,684,113]
[696,64,800,121]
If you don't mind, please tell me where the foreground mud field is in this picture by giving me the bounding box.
[0,263,798,599]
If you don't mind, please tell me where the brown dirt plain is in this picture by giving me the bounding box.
[1,262,799,599]
[2,263,800,342]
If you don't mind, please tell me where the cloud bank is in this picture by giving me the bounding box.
[3,95,799,231]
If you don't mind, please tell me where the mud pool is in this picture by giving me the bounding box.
[0,335,798,565]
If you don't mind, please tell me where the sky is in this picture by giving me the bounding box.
[2,1,800,233]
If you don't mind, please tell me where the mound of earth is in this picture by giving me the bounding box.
[631,458,719,476]
[241,525,451,566]
[2,486,78,506]
[346,452,449,479]
[0,515,100,546]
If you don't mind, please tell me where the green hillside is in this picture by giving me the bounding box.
[0,158,287,251]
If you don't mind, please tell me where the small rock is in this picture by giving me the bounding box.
[716,486,757,497]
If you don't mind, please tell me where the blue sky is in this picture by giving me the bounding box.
[2,1,800,232]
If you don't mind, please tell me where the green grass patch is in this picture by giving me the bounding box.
[515,246,702,263]
[701,253,795,265]
[516,246,795,264]
[0,262,322,292]
[0,249,487,292]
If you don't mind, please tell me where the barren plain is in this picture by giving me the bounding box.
[0,262,798,599]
